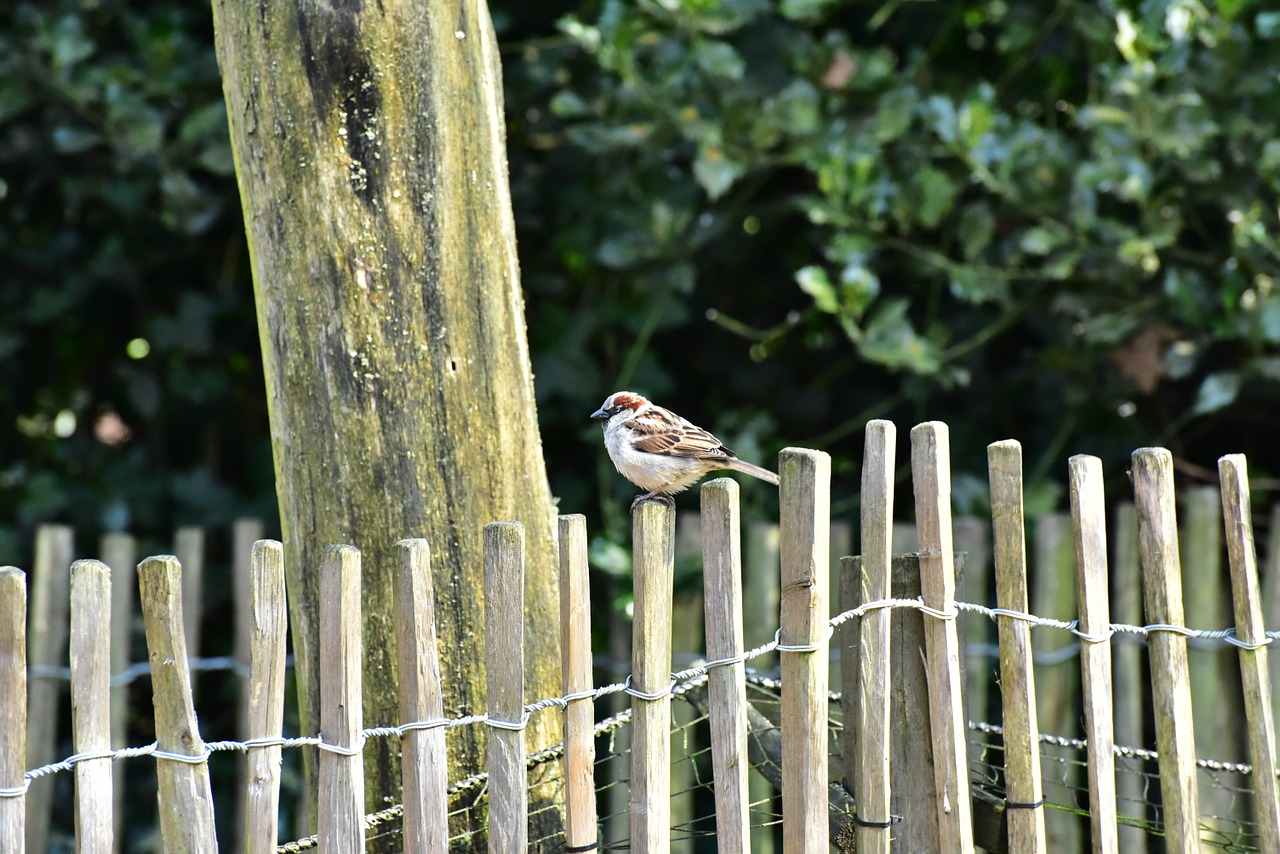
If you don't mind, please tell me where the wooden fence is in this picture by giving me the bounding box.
[2,421,1280,852]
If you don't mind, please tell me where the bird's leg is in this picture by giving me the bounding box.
[631,491,675,512]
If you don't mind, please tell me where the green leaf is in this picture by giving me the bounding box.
[1193,372,1241,414]
[874,87,917,142]
[1020,226,1066,255]
[767,80,821,136]
[838,263,880,317]
[780,0,838,22]
[957,202,996,259]
[1259,293,1280,343]
[860,299,941,373]
[693,146,745,200]
[949,267,1007,304]
[50,14,94,72]
[915,167,957,228]
[589,536,631,579]
[924,96,958,143]
[693,41,745,80]
[796,265,838,313]
[52,125,101,154]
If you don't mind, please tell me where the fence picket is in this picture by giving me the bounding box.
[138,554,218,852]
[233,518,266,854]
[743,521,779,854]
[828,517,853,703]
[779,447,831,854]
[71,560,114,853]
[1110,502,1149,849]
[672,511,704,854]
[396,539,449,853]
[1031,511,1084,850]
[0,566,26,852]
[1131,448,1200,853]
[485,522,527,852]
[910,423,975,853]
[1218,455,1280,853]
[855,420,894,854]
[701,479,749,854]
[1182,485,1237,837]
[11,435,1280,853]
[101,530,136,854]
[244,540,287,854]
[631,499,676,854]
[1068,455,1119,854]
[318,545,364,852]
[27,523,73,854]
[557,515,597,853]
[987,441,1047,853]
[954,515,993,738]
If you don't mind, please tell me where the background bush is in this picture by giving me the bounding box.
[4,0,1280,559]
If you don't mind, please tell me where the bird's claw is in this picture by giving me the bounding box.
[631,493,675,512]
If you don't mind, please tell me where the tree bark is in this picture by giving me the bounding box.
[211,0,561,844]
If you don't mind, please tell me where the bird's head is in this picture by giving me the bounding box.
[590,391,649,426]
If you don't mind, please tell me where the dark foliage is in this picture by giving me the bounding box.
[4,0,1280,567]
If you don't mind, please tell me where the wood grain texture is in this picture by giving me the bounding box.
[909,423,974,853]
[1031,512,1084,851]
[138,555,217,853]
[232,518,266,853]
[244,540,287,854]
[318,545,365,852]
[70,560,114,853]
[27,523,73,854]
[672,511,703,854]
[100,530,136,853]
[1217,455,1280,853]
[1068,455,1119,854]
[396,539,449,854]
[700,479,749,854]
[211,1,564,830]
[0,566,27,851]
[844,553,958,852]
[1131,448,1200,852]
[1109,502,1149,851]
[743,521,779,854]
[954,515,993,737]
[987,441,1046,853]
[631,499,675,854]
[558,516,597,852]
[778,447,831,854]
[485,522,527,853]
[856,420,894,854]
[1180,485,1238,839]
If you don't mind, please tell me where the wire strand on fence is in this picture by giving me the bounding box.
[11,594,1280,795]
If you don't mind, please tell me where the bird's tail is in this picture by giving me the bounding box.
[725,457,781,487]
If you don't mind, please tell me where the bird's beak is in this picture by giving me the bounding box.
[590,407,609,421]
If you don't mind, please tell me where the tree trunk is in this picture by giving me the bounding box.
[211,0,561,844]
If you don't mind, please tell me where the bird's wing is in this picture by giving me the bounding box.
[629,410,737,461]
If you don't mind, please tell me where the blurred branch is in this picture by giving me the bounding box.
[1174,456,1280,491]
[704,306,807,344]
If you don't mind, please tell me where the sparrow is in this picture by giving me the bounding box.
[590,391,780,508]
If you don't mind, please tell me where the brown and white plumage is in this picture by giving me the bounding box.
[590,391,779,504]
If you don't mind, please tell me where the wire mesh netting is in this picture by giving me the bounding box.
[968,720,1265,852]
[276,669,1273,853]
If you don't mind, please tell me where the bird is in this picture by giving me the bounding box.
[590,391,780,509]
